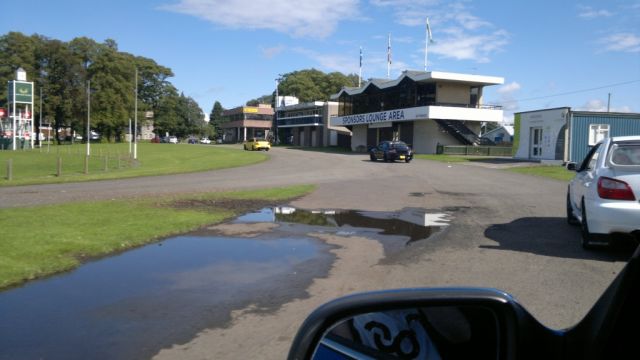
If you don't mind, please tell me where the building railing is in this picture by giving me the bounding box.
[438,145,513,156]
[422,102,502,110]
[278,116,323,127]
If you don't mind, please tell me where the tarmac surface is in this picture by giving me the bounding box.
[0,146,631,359]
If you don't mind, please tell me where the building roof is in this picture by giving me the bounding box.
[279,101,338,112]
[482,125,514,138]
[331,70,504,99]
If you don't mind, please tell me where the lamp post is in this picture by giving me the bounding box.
[86,80,91,157]
[274,75,283,144]
[133,68,138,160]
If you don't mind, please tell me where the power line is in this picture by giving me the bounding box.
[495,79,640,105]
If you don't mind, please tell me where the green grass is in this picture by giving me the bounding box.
[506,165,575,181]
[0,143,267,186]
[0,184,315,290]
[414,154,485,163]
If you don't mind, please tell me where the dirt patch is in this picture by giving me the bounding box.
[167,198,276,213]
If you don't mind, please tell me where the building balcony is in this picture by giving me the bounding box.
[277,115,323,128]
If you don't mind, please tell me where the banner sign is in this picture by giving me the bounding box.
[331,107,428,126]
[8,81,34,103]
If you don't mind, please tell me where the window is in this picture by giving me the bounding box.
[588,124,609,146]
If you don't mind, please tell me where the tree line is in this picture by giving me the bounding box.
[0,32,205,142]
[209,69,359,137]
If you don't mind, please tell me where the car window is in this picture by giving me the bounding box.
[578,143,601,172]
[610,143,640,166]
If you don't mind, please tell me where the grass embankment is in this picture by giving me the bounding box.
[415,154,575,181]
[0,143,267,186]
[506,166,575,181]
[0,185,315,290]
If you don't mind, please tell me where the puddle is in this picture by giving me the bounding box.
[237,207,450,243]
[0,235,333,360]
[0,206,452,360]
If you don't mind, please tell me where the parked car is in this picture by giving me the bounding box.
[168,136,178,144]
[369,140,413,162]
[567,136,640,248]
[188,137,197,144]
[200,137,211,144]
[243,138,270,151]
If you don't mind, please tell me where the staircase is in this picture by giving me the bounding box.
[434,119,494,146]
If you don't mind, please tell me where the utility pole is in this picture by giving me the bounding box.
[274,76,283,144]
[86,80,91,157]
[607,93,611,112]
[133,68,138,160]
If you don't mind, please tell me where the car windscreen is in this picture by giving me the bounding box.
[609,142,640,166]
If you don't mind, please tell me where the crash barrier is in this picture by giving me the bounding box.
[3,152,136,182]
[438,145,512,156]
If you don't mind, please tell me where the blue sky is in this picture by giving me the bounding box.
[3,0,639,122]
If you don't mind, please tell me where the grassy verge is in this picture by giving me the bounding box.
[414,154,488,163]
[506,166,575,181]
[0,143,266,186]
[0,184,315,290]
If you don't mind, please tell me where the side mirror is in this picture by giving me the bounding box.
[287,288,561,360]
[566,162,577,171]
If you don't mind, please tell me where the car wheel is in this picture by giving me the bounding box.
[566,192,579,226]
[370,153,376,161]
[405,157,411,163]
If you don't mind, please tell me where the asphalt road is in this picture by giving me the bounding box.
[1,146,631,358]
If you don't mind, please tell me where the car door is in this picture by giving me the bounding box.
[571,143,601,212]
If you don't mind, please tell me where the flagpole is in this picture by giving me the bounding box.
[425,17,433,71]
[387,33,391,79]
[425,19,428,71]
[358,47,362,87]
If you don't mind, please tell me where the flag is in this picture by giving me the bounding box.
[426,18,434,44]
[387,33,392,65]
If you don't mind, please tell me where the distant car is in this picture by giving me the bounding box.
[188,137,197,144]
[168,136,178,144]
[200,137,211,144]
[243,138,270,151]
[567,136,640,248]
[369,140,413,162]
[90,131,100,141]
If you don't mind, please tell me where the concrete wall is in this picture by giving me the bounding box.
[351,125,368,151]
[413,120,459,154]
[436,83,470,104]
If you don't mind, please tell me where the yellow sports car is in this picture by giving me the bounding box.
[243,138,271,151]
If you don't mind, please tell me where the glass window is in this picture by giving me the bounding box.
[610,143,640,166]
[588,124,609,146]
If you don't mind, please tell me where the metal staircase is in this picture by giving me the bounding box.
[434,119,494,146]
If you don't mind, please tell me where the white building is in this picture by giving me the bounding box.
[331,70,504,153]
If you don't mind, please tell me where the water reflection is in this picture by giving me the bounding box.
[238,207,450,243]
[0,236,330,360]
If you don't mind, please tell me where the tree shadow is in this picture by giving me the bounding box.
[483,217,637,262]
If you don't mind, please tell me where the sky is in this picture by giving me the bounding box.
[2,0,639,123]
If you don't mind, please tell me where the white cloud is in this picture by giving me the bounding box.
[293,48,359,74]
[497,82,521,95]
[370,1,509,63]
[578,99,632,112]
[598,33,640,53]
[260,45,285,59]
[430,29,509,63]
[578,6,614,19]
[161,0,359,38]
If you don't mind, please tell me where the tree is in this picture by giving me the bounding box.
[209,101,225,137]
[277,69,359,103]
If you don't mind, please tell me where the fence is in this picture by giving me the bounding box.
[439,145,512,156]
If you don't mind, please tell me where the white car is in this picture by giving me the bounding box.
[567,136,640,248]
[200,137,211,144]
[169,136,178,144]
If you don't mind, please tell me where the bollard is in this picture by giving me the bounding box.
[6,159,12,181]
[84,155,89,174]
[57,157,62,177]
